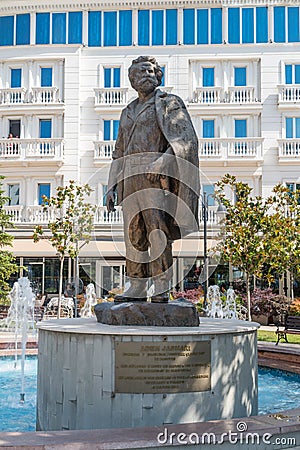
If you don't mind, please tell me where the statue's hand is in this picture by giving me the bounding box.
[106,189,116,212]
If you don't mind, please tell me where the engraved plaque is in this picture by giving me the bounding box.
[115,341,211,393]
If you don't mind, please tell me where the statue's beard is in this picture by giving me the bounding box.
[135,77,158,94]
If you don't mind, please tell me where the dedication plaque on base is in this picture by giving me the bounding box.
[115,341,211,393]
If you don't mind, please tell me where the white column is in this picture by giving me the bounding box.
[132,9,138,45]
[30,12,35,45]
[178,8,183,44]
[28,60,34,93]
[0,116,3,138]
[223,7,228,43]
[269,6,274,43]
[0,63,4,89]
[82,10,88,46]
[58,60,64,101]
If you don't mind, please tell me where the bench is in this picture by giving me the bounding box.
[276,315,300,345]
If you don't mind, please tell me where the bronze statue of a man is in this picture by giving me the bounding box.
[106,56,199,303]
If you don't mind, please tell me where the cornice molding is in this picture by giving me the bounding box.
[0,0,297,14]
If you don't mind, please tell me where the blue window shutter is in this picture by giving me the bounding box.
[88,12,101,46]
[104,12,117,46]
[202,120,215,138]
[38,184,51,205]
[113,68,120,87]
[36,13,50,44]
[285,65,293,84]
[166,9,177,45]
[152,10,164,45]
[228,8,240,44]
[138,10,150,46]
[242,8,254,43]
[295,65,300,84]
[0,16,14,46]
[286,118,293,138]
[68,12,82,44]
[119,10,132,46]
[234,67,247,86]
[203,68,214,87]
[288,7,299,42]
[274,7,285,43]
[41,68,52,87]
[296,118,300,138]
[203,185,215,206]
[16,14,30,45]
[235,119,247,138]
[256,7,268,43]
[183,9,195,45]
[211,8,222,44]
[113,121,120,140]
[197,9,208,44]
[11,69,22,88]
[104,68,111,88]
[52,13,66,44]
[104,121,111,140]
[40,120,52,138]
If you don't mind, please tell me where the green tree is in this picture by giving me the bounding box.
[0,176,18,302]
[214,174,274,321]
[33,181,96,318]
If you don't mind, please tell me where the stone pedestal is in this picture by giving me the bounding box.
[37,318,259,431]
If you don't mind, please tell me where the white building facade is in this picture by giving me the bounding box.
[0,0,299,296]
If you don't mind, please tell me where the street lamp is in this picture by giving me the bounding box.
[200,192,227,310]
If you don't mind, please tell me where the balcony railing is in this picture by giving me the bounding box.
[0,139,63,161]
[193,87,223,104]
[94,141,114,161]
[192,86,258,104]
[4,205,24,223]
[31,87,60,104]
[227,86,256,103]
[278,85,300,103]
[95,206,123,224]
[0,88,27,105]
[0,87,62,105]
[94,88,128,106]
[199,138,263,160]
[278,139,300,160]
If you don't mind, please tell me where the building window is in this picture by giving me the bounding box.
[256,7,268,43]
[286,182,300,204]
[288,7,299,43]
[38,183,51,205]
[8,184,20,206]
[166,9,177,45]
[104,67,120,88]
[285,64,300,84]
[211,8,222,44]
[184,9,195,45]
[9,119,21,138]
[104,12,117,46]
[88,11,101,46]
[102,185,108,206]
[197,9,208,44]
[0,16,14,46]
[138,10,150,45]
[228,8,240,44]
[68,12,82,44]
[36,13,50,45]
[202,120,215,138]
[104,120,119,140]
[16,14,30,45]
[235,119,247,138]
[152,10,164,45]
[234,67,247,86]
[52,13,66,44]
[119,10,132,46]
[39,119,52,138]
[41,68,53,87]
[286,117,300,138]
[10,69,22,88]
[203,67,215,87]
[242,8,254,44]
[274,7,286,43]
[160,66,165,87]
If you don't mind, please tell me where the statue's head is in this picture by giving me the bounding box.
[128,56,163,94]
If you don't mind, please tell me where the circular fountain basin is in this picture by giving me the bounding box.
[37,317,259,431]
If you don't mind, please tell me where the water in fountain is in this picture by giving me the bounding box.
[3,277,35,402]
[223,288,237,319]
[80,283,97,318]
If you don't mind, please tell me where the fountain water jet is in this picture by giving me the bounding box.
[80,283,97,318]
[4,277,35,402]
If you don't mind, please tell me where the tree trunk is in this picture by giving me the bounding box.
[57,256,64,319]
[246,274,252,322]
[291,271,294,303]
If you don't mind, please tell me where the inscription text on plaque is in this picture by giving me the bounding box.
[115,341,211,393]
